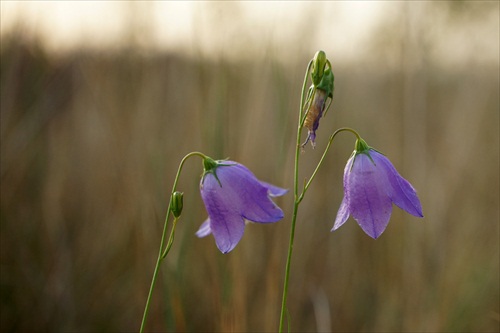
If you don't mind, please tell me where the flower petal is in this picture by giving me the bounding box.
[200,175,245,253]
[259,180,288,197]
[348,154,393,238]
[209,214,245,254]
[215,164,284,223]
[196,218,212,238]
[371,151,423,217]
[199,160,286,253]
[332,194,350,231]
[332,155,354,231]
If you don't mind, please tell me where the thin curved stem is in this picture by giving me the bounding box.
[279,59,312,332]
[161,216,179,259]
[279,100,361,333]
[299,127,361,203]
[140,151,207,333]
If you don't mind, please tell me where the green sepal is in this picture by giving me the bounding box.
[354,137,370,154]
[316,68,334,98]
[350,137,376,170]
[201,156,233,187]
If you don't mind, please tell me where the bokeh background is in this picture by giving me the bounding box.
[1,1,499,332]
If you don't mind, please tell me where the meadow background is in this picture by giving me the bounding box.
[1,2,499,332]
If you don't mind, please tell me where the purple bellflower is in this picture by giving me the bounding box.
[332,138,423,238]
[196,157,287,253]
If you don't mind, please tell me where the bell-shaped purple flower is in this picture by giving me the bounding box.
[196,158,287,253]
[332,138,423,239]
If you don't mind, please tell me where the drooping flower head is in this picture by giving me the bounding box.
[302,64,334,148]
[196,157,287,253]
[332,138,423,238]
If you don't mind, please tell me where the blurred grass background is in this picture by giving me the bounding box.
[1,1,499,332]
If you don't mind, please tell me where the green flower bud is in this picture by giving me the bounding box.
[171,191,184,218]
[311,50,327,86]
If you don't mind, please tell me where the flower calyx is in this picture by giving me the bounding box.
[351,137,376,169]
[201,156,232,187]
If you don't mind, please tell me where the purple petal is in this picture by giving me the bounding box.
[347,154,393,238]
[371,151,423,217]
[196,218,212,238]
[259,180,288,197]
[201,171,245,253]
[307,131,317,148]
[200,161,286,253]
[200,174,245,253]
[332,155,354,232]
[214,163,285,223]
[332,195,350,231]
[210,213,245,254]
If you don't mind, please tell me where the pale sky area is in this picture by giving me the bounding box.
[1,1,498,66]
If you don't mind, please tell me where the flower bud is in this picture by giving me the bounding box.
[311,50,327,86]
[171,191,184,218]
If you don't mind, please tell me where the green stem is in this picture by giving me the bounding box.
[278,65,361,331]
[299,127,361,201]
[140,151,207,333]
[278,59,312,333]
[161,217,179,259]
